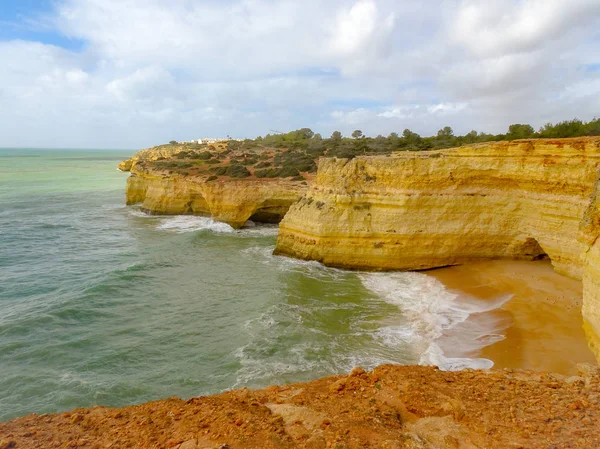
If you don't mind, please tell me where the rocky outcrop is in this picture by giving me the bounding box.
[274,137,600,360]
[126,166,306,228]
[119,145,198,172]
[3,364,599,448]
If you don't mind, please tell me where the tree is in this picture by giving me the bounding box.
[539,120,584,138]
[437,126,454,137]
[169,140,177,145]
[464,130,478,143]
[507,124,534,140]
[352,130,363,139]
[297,128,315,140]
[402,129,419,140]
[354,136,369,153]
[331,131,342,140]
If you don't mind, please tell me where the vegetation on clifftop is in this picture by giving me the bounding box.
[133,117,600,180]
[230,117,600,157]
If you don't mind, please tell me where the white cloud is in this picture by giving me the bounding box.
[427,103,467,115]
[452,0,600,58]
[0,0,599,148]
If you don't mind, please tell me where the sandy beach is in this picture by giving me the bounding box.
[428,259,596,375]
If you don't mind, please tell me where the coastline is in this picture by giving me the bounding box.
[429,260,596,375]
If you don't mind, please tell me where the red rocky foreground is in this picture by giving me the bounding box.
[1,364,600,449]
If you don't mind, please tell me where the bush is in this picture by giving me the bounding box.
[206,175,218,181]
[226,164,251,178]
[255,168,278,178]
[240,157,259,166]
[211,164,250,178]
[210,166,228,176]
[328,147,356,159]
[273,151,316,173]
[192,151,213,160]
[276,166,300,178]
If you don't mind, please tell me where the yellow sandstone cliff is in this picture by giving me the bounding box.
[274,137,600,360]
[126,165,306,228]
[119,144,201,171]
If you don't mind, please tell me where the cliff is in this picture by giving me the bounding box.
[122,142,313,228]
[126,166,306,229]
[118,145,193,172]
[3,364,599,449]
[274,137,600,359]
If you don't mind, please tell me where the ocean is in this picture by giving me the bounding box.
[0,149,509,422]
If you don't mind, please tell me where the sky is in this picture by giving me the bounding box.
[1,0,599,149]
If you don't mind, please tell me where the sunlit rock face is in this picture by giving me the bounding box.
[118,145,189,172]
[126,168,306,229]
[274,137,600,360]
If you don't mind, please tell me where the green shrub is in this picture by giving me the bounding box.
[210,166,228,176]
[273,151,316,173]
[276,166,300,178]
[254,161,272,169]
[255,168,278,178]
[192,151,212,160]
[212,164,251,178]
[328,147,356,159]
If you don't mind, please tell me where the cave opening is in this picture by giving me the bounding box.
[522,237,549,261]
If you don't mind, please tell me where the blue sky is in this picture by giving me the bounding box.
[1,0,599,148]
[0,0,81,49]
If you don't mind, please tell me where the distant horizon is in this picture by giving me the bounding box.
[0,146,137,151]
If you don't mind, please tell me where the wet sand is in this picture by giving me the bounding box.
[427,259,596,375]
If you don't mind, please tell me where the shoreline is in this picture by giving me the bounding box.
[428,259,595,375]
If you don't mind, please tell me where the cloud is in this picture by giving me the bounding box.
[0,0,598,148]
[451,0,600,58]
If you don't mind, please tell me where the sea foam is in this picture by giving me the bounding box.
[359,272,511,371]
[156,216,235,233]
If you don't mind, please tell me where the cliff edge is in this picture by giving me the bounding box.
[2,364,599,449]
[122,143,310,228]
[274,137,600,359]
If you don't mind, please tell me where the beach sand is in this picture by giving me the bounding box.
[427,259,596,375]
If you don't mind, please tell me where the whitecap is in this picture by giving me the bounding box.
[359,272,512,371]
[156,216,235,233]
[128,208,153,218]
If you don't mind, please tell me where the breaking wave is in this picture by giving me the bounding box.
[156,216,235,233]
[359,272,511,371]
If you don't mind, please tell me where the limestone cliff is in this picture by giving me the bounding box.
[126,165,306,228]
[274,137,600,359]
[119,144,199,172]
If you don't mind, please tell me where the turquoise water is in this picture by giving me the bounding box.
[0,149,502,422]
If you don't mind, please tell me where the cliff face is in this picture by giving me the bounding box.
[274,137,600,359]
[119,145,199,172]
[126,166,306,228]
